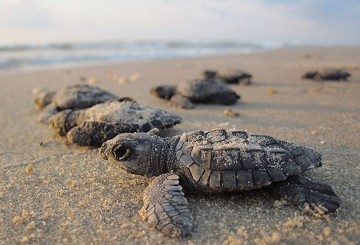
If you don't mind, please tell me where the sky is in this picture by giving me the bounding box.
[0,0,359,45]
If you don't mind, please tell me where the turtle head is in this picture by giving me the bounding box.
[150,85,176,100]
[33,88,56,110]
[100,132,159,177]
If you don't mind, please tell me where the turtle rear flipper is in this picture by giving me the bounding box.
[302,71,318,80]
[272,176,341,213]
[209,92,240,105]
[141,173,193,238]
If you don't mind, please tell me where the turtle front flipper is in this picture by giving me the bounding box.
[170,94,195,109]
[272,176,341,213]
[140,173,193,238]
[38,103,59,124]
[49,109,80,136]
[67,121,137,147]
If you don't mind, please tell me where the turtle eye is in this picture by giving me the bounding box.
[112,144,132,160]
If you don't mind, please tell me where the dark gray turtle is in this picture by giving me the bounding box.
[203,69,252,85]
[302,68,351,81]
[150,79,240,109]
[33,84,119,123]
[49,100,181,147]
[100,128,341,238]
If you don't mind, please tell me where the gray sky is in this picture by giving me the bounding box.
[1,0,359,45]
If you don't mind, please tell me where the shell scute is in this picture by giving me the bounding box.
[186,130,205,141]
[175,149,183,161]
[175,141,184,152]
[252,170,271,187]
[240,149,267,170]
[295,154,314,170]
[265,149,292,168]
[236,171,254,189]
[229,130,248,140]
[190,146,212,169]
[179,133,188,143]
[209,171,221,190]
[266,167,287,182]
[206,129,228,143]
[180,152,194,167]
[199,170,211,187]
[221,171,237,190]
[250,134,277,147]
[211,149,241,171]
[189,164,205,182]
[282,160,302,176]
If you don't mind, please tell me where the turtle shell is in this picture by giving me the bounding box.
[217,69,252,84]
[53,84,118,110]
[175,129,321,192]
[175,79,239,103]
[302,69,351,81]
[50,100,182,146]
[82,100,181,130]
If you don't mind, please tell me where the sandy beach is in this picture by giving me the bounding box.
[1,46,360,244]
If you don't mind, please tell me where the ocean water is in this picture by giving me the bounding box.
[0,40,283,71]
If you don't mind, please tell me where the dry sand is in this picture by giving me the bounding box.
[1,46,360,244]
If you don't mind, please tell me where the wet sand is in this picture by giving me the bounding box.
[1,46,360,244]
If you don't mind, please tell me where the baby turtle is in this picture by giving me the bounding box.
[203,69,252,85]
[34,84,119,123]
[100,128,341,238]
[49,100,181,147]
[150,79,240,109]
[302,68,351,81]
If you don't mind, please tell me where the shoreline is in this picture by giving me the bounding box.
[1,46,359,244]
[0,49,262,76]
[1,45,358,76]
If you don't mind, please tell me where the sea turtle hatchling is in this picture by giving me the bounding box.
[33,84,119,123]
[150,79,240,109]
[302,68,351,81]
[203,69,253,85]
[49,100,182,147]
[100,128,341,238]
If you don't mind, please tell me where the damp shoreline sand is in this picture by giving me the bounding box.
[1,46,360,244]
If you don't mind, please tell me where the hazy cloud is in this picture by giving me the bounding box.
[0,0,359,45]
[0,0,59,28]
